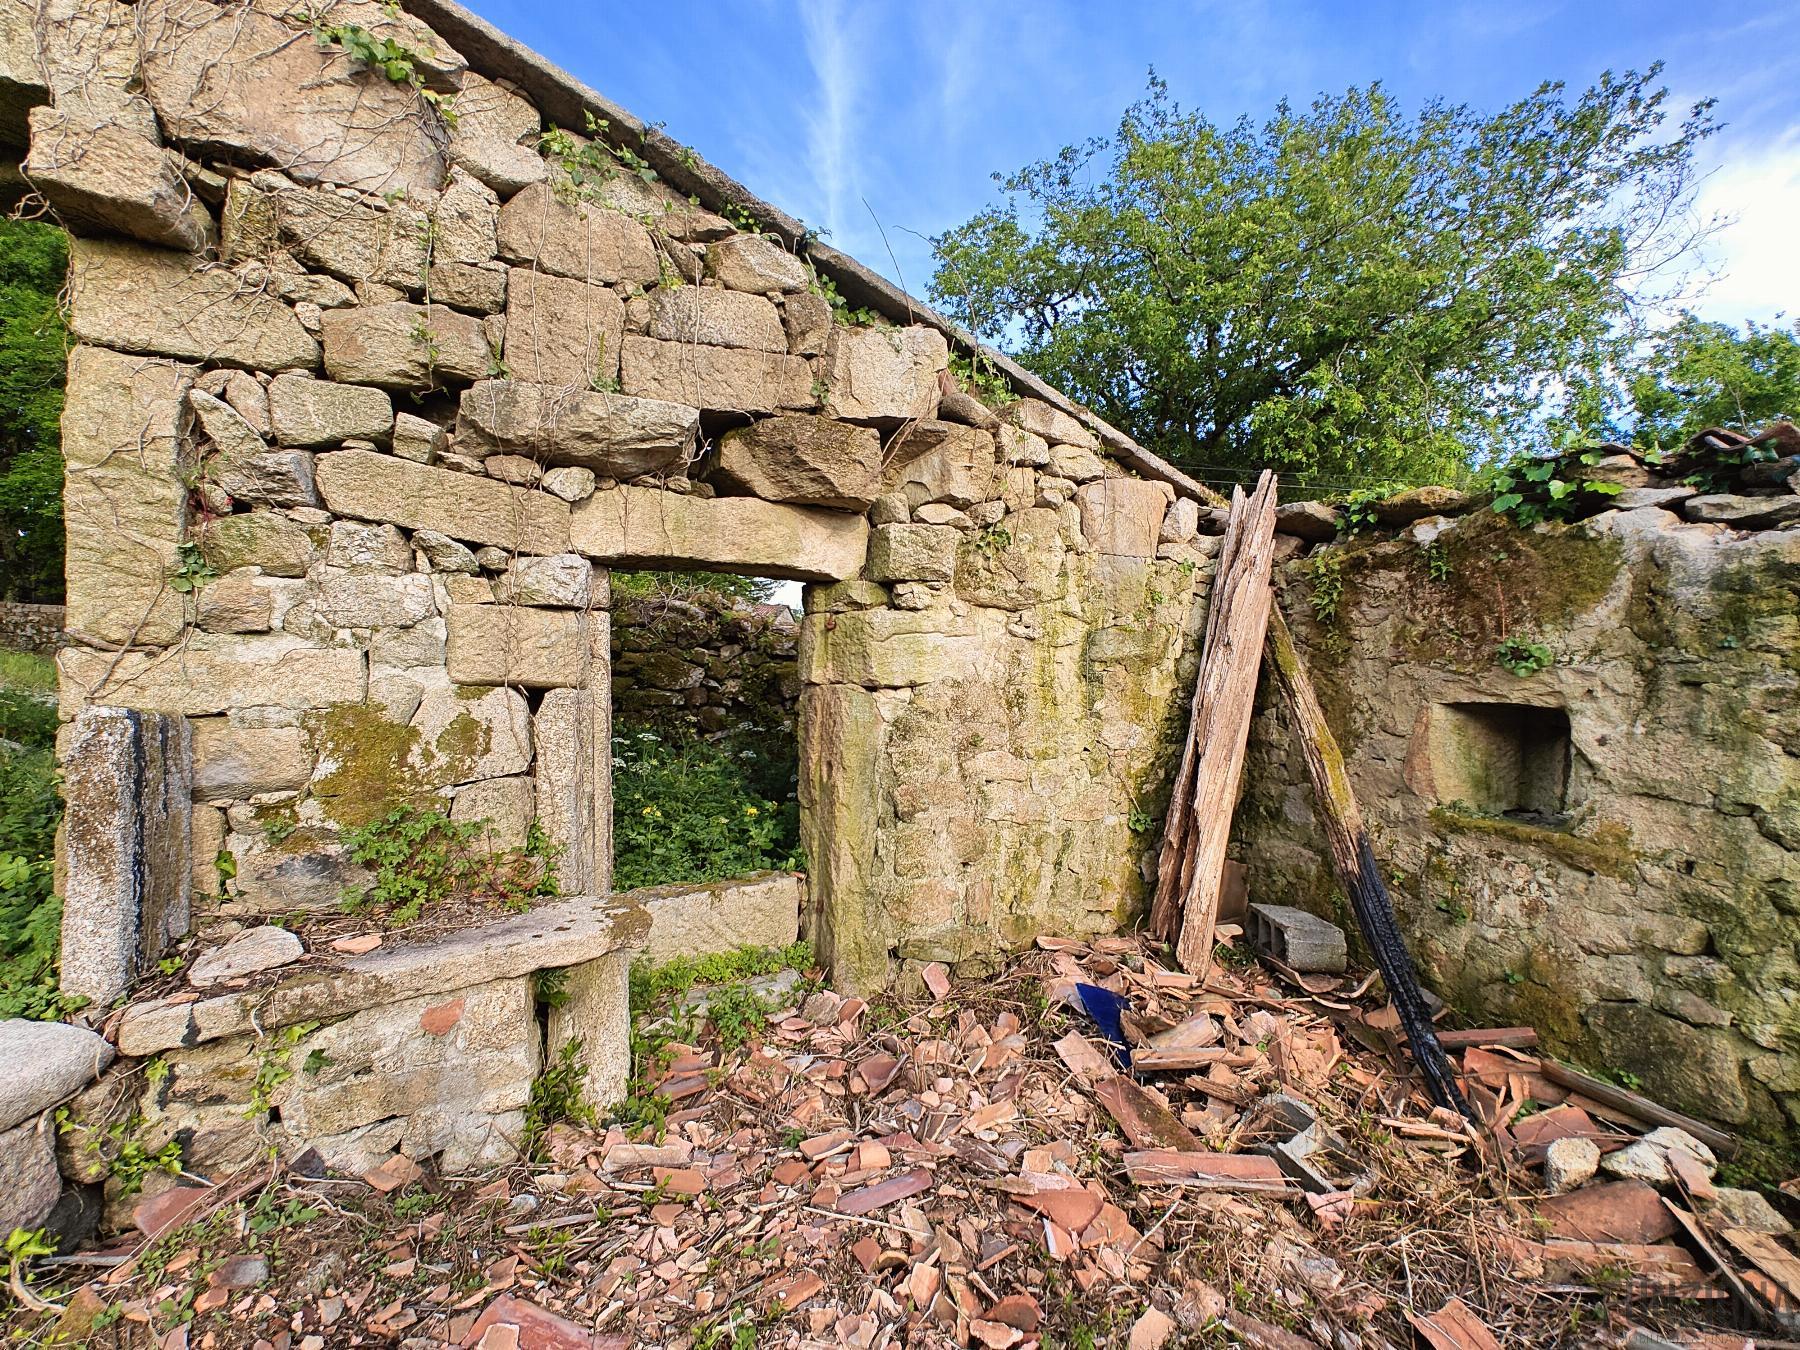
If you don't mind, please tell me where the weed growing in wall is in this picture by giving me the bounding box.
[339,806,559,926]
[610,725,801,892]
[949,351,1018,408]
[1304,551,1345,626]
[1495,635,1554,677]
[1485,447,1624,525]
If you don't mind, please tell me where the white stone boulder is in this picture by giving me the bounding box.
[496,182,660,287]
[495,554,594,609]
[321,302,491,389]
[620,336,814,417]
[140,0,449,197]
[455,380,697,478]
[24,105,210,251]
[825,326,948,425]
[0,1020,117,1133]
[1543,1136,1600,1194]
[713,414,882,510]
[189,926,305,988]
[268,375,394,448]
[703,234,809,293]
[69,237,319,372]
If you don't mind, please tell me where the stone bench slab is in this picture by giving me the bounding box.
[116,894,649,1057]
[621,870,804,963]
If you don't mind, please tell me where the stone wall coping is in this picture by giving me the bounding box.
[114,894,649,1057]
[398,0,1218,507]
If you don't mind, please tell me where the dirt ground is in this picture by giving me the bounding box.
[6,934,1784,1349]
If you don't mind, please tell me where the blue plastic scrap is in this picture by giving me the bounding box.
[1074,982,1133,1070]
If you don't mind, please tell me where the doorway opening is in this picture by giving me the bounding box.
[608,570,803,893]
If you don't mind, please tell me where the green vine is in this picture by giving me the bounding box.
[1305,550,1344,626]
[312,23,456,125]
[539,111,658,202]
[1487,447,1624,526]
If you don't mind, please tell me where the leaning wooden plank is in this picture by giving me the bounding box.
[1169,471,1279,973]
[1148,482,1252,941]
[1536,1061,1735,1154]
[1263,604,1468,1117]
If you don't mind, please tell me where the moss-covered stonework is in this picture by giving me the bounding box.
[1236,506,1800,1151]
[801,503,1213,992]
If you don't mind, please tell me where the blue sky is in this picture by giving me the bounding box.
[467,0,1798,326]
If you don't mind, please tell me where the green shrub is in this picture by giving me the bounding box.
[0,746,67,1019]
[610,569,780,605]
[0,688,56,750]
[610,723,800,892]
[339,805,558,925]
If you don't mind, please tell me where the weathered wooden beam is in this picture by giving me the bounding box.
[1151,472,1278,978]
[1538,1061,1735,1154]
[1263,604,1470,1116]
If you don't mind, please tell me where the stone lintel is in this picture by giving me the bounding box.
[570,486,867,582]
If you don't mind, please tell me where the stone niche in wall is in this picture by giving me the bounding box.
[1415,701,1573,820]
[1234,499,1800,1148]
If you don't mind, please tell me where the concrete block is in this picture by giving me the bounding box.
[1248,903,1346,974]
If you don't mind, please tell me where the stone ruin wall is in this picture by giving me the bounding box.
[18,0,1793,1227]
[0,601,65,654]
[1232,487,1800,1149]
[5,0,1216,1222]
[610,590,800,738]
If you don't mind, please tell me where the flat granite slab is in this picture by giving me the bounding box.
[116,894,649,1057]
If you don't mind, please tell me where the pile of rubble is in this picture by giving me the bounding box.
[12,935,1794,1349]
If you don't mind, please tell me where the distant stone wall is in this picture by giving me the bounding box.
[0,602,64,654]
[611,590,799,736]
[1231,476,1800,1147]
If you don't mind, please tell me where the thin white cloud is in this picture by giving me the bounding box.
[796,0,865,245]
[1690,129,1800,326]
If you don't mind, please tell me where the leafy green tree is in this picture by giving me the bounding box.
[0,218,69,602]
[1627,313,1800,454]
[931,70,1716,490]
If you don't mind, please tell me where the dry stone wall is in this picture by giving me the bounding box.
[0,601,63,653]
[1232,486,1800,1146]
[611,590,799,735]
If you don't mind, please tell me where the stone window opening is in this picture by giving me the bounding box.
[1425,702,1573,823]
